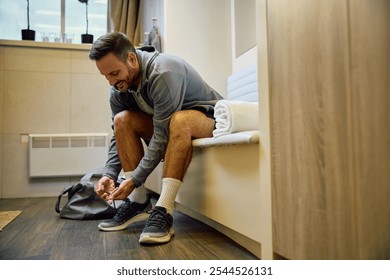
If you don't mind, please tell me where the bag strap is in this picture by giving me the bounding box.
[54,183,83,213]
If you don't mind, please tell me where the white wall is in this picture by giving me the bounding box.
[164,0,232,97]
[0,42,112,198]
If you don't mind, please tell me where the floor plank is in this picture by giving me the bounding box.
[0,197,258,260]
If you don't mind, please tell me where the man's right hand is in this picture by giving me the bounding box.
[95,176,116,201]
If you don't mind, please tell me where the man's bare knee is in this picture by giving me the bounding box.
[114,111,131,130]
[114,110,153,139]
[169,112,193,139]
[169,110,214,139]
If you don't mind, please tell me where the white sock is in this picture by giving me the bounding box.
[128,185,148,204]
[156,178,181,214]
[123,171,148,204]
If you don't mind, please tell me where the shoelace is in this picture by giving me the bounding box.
[146,207,172,229]
[113,199,131,217]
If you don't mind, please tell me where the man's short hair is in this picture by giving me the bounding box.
[89,32,136,62]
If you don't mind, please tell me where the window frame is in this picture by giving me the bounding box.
[0,0,108,44]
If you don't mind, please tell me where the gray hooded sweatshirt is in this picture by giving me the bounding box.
[103,49,223,184]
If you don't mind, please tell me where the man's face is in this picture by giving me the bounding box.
[96,52,140,92]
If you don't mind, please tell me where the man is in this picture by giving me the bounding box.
[89,32,223,244]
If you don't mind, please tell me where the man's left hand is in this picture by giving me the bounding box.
[108,178,136,202]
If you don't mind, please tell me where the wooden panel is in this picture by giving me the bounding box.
[267,0,358,259]
[349,0,390,259]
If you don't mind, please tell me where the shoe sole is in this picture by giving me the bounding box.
[139,228,175,244]
[98,211,150,232]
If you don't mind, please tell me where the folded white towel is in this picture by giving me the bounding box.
[213,100,259,137]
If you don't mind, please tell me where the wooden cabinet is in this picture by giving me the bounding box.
[264,0,390,259]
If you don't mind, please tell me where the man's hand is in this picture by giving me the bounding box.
[95,176,116,201]
[108,178,136,202]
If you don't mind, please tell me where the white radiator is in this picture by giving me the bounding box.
[29,133,109,177]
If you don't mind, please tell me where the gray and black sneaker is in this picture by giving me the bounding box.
[139,206,175,244]
[98,199,152,232]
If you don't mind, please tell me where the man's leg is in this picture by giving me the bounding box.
[114,110,154,172]
[157,110,214,213]
[114,110,155,202]
[98,110,154,232]
[140,110,215,244]
[163,110,215,180]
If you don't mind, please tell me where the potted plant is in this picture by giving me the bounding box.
[79,0,93,43]
[21,0,35,40]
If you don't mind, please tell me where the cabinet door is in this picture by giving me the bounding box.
[268,0,390,259]
[349,0,390,259]
[268,0,357,259]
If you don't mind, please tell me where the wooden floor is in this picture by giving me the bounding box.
[0,197,258,260]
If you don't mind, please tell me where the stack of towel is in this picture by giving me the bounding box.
[213,100,259,137]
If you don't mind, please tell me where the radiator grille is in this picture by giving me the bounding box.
[29,133,109,177]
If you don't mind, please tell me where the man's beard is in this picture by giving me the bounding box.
[114,80,128,92]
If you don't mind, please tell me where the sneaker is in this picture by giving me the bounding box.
[139,206,175,244]
[98,199,152,232]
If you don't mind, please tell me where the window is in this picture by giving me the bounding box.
[0,0,108,44]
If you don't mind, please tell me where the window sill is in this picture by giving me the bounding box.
[0,39,91,51]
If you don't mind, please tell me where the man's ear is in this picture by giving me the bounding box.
[127,52,138,65]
